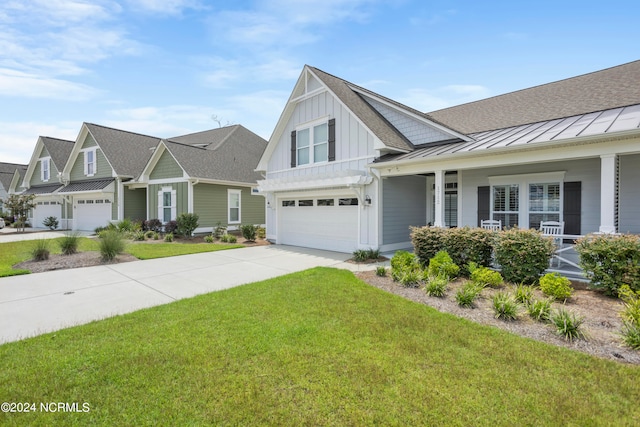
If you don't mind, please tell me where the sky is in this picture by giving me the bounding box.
[1,0,639,164]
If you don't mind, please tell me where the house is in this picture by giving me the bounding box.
[256,61,640,255]
[0,162,27,214]
[136,125,267,233]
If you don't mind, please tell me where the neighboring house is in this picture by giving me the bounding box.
[137,125,267,232]
[256,61,640,254]
[20,137,74,228]
[0,162,27,214]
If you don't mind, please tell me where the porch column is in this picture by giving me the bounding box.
[599,154,617,233]
[433,169,445,228]
[117,178,124,222]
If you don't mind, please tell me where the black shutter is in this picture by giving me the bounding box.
[477,186,490,226]
[563,181,581,235]
[290,130,297,168]
[328,118,336,162]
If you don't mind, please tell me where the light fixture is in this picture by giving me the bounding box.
[365,195,372,205]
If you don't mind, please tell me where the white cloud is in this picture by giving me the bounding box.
[398,85,490,112]
[0,68,98,100]
[125,0,205,15]
[0,121,80,164]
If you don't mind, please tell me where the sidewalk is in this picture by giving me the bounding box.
[0,245,388,344]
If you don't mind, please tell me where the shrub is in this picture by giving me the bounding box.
[494,228,554,284]
[398,269,422,288]
[620,321,640,350]
[443,227,495,275]
[204,235,214,243]
[513,283,534,305]
[144,230,155,239]
[143,218,163,233]
[42,216,59,230]
[132,230,146,241]
[375,266,387,277]
[152,232,160,240]
[241,224,257,242]
[221,233,237,243]
[492,292,520,320]
[164,220,178,235]
[116,218,138,233]
[94,223,116,235]
[366,248,380,260]
[213,222,227,239]
[352,249,368,262]
[256,226,266,240]
[164,232,174,242]
[410,226,446,265]
[390,251,420,282]
[539,273,573,301]
[618,285,640,325]
[31,239,50,261]
[424,274,448,297]
[176,213,199,238]
[427,250,459,279]
[527,298,553,322]
[550,307,586,341]
[455,282,483,308]
[99,230,126,262]
[468,262,503,288]
[575,233,640,296]
[59,232,80,255]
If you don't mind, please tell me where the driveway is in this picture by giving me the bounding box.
[0,245,386,344]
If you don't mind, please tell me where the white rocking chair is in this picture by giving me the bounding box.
[480,219,502,231]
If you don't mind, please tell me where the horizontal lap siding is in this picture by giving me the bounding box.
[383,176,427,244]
[619,154,640,233]
[194,184,265,228]
[69,134,111,181]
[150,151,183,180]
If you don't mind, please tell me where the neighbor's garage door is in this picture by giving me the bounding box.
[278,196,359,253]
[75,198,111,231]
[33,201,61,229]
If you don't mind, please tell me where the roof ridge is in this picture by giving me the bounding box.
[39,136,75,144]
[84,122,161,140]
[170,124,241,140]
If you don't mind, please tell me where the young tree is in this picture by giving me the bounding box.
[3,194,36,233]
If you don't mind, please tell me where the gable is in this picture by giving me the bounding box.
[69,133,112,181]
[150,149,184,180]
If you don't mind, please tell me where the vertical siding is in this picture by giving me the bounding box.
[193,184,265,228]
[382,175,427,244]
[148,182,188,220]
[619,154,640,233]
[123,188,147,221]
[150,150,183,179]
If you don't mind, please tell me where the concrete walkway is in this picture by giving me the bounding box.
[0,245,387,344]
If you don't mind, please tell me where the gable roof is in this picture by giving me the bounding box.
[82,123,162,178]
[40,137,75,171]
[0,163,27,190]
[428,60,640,134]
[159,125,267,184]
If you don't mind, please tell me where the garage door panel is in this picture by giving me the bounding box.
[33,203,61,229]
[75,199,111,231]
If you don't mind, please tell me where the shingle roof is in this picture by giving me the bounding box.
[58,178,114,193]
[85,123,161,177]
[40,137,74,171]
[164,125,267,183]
[0,163,27,189]
[168,126,239,149]
[427,60,640,134]
[307,66,415,152]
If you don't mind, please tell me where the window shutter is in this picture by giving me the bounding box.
[563,182,581,235]
[477,186,490,226]
[83,152,88,175]
[158,192,163,220]
[290,131,297,168]
[328,118,336,162]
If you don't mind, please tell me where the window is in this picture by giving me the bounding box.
[317,199,334,206]
[282,200,295,207]
[528,183,560,229]
[41,158,50,182]
[84,149,96,176]
[296,122,328,165]
[158,187,176,222]
[338,198,359,206]
[228,189,241,224]
[298,200,314,207]
[492,184,519,228]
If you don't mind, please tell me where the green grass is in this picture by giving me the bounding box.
[0,238,243,276]
[1,268,638,426]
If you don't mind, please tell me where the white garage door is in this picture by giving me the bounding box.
[279,196,359,253]
[33,201,62,229]
[75,198,112,231]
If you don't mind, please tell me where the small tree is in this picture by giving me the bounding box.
[3,194,36,233]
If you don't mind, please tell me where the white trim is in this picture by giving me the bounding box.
[289,87,327,104]
[599,154,617,233]
[228,189,241,224]
[83,148,97,177]
[267,155,375,175]
[158,186,177,222]
[40,157,51,182]
[488,171,566,185]
[294,115,330,131]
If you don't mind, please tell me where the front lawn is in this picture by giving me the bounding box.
[1,268,637,425]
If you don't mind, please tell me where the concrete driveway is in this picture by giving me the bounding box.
[0,245,385,344]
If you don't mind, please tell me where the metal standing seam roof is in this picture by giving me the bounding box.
[58,178,115,193]
[375,103,640,164]
[23,183,64,195]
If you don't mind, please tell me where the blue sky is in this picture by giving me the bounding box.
[1,0,639,164]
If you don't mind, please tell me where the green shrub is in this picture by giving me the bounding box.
[366,248,380,260]
[31,239,50,261]
[352,249,369,263]
[410,226,446,265]
[164,232,174,242]
[144,230,155,239]
[204,235,214,243]
[116,218,137,233]
[443,227,495,275]
[575,233,640,296]
[176,213,199,238]
[152,232,160,241]
[468,262,503,288]
[550,307,586,341]
[455,282,483,308]
[398,269,422,288]
[539,273,573,301]
[221,233,237,243]
[618,285,640,325]
[375,266,387,277]
[256,226,266,240]
[213,222,227,239]
[42,216,59,230]
[424,274,448,297]
[390,250,420,282]
[99,230,126,262]
[59,232,80,255]
[240,224,257,242]
[620,321,640,350]
[494,228,554,284]
[513,283,534,305]
[492,292,520,320]
[132,230,146,241]
[427,250,459,279]
[527,298,553,322]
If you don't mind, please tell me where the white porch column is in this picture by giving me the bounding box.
[599,154,617,233]
[433,170,445,228]
[117,178,124,221]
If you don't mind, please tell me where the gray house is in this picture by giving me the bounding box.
[0,162,27,215]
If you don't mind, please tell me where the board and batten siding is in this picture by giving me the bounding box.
[69,134,111,181]
[150,150,183,180]
[193,184,265,228]
[123,187,147,221]
[266,90,376,179]
[148,182,188,220]
[619,153,640,233]
[382,175,427,245]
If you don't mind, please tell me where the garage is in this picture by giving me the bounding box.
[32,201,62,229]
[74,198,112,231]
[278,196,359,253]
